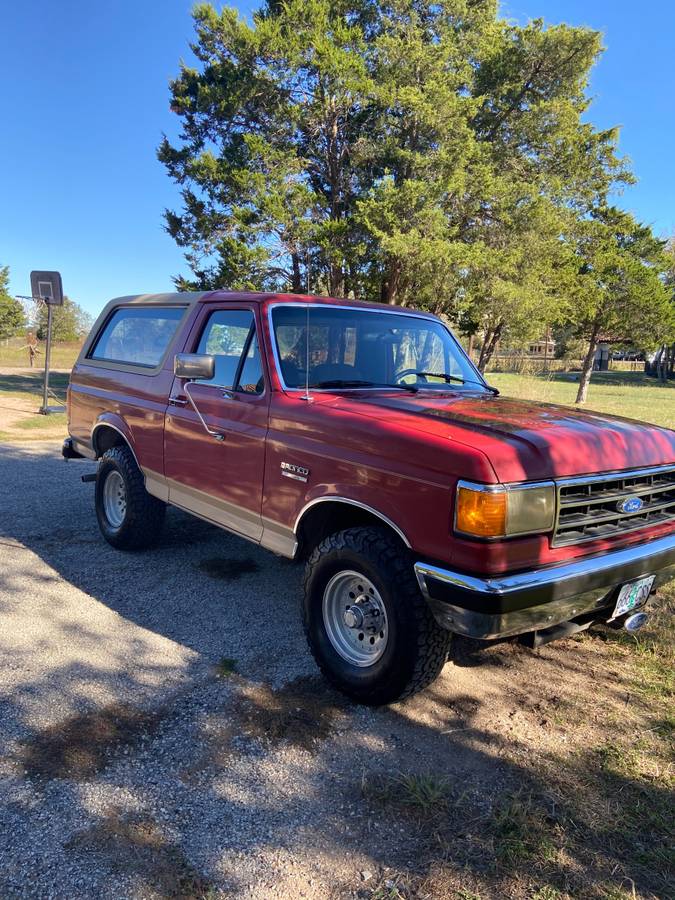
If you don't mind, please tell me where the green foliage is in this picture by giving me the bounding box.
[566,208,674,401]
[0,266,26,340]
[160,1,670,392]
[34,296,93,342]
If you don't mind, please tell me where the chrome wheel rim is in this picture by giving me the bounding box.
[322,570,388,667]
[102,470,126,529]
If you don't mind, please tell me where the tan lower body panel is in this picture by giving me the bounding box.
[144,469,169,502]
[142,468,296,558]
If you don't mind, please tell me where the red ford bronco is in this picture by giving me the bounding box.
[64,292,675,704]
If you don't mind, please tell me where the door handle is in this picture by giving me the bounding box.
[168,396,188,407]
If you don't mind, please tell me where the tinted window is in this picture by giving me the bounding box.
[196,309,264,394]
[90,306,185,368]
[271,306,480,391]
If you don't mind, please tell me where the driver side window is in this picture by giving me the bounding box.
[196,309,264,394]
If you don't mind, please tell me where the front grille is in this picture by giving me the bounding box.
[553,464,675,547]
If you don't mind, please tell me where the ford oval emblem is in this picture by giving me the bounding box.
[617,496,644,514]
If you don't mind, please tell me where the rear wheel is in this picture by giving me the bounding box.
[95,446,165,550]
[303,527,451,705]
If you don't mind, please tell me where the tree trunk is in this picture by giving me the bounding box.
[477,322,503,373]
[477,329,493,372]
[291,253,302,293]
[656,345,667,383]
[329,265,344,298]
[664,345,670,379]
[576,324,600,404]
[384,258,402,305]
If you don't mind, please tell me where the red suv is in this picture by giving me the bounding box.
[63,291,675,704]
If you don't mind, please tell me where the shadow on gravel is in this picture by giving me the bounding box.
[65,807,221,898]
[0,443,673,899]
[197,557,260,580]
[15,702,167,782]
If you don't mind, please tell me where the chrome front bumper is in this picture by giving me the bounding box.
[415,532,675,639]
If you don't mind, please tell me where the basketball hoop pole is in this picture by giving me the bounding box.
[23,271,63,416]
[40,303,54,415]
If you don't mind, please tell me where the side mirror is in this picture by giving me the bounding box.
[174,353,215,381]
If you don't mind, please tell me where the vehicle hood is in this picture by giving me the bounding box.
[332,392,675,483]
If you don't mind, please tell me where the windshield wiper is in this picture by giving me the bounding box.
[312,379,418,393]
[413,372,499,396]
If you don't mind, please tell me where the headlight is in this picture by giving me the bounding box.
[455,480,556,539]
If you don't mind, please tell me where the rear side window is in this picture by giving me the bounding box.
[90,306,186,368]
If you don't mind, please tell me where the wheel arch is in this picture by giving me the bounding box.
[294,497,411,558]
[91,418,138,465]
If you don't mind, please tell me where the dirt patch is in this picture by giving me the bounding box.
[16,703,166,781]
[233,675,349,750]
[0,375,68,440]
[348,611,675,900]
[197,557,259,580]
[66,807,216,899]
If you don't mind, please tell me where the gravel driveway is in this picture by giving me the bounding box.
[0,441,668,899]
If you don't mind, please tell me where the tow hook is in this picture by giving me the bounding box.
[624,612,648,633]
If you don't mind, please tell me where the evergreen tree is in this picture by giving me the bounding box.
[0,266,26,340]
[160,1,669,396]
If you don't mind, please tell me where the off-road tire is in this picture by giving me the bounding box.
[303,526,451,705]
[95,446,165,551]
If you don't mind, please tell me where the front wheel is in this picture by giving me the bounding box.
[302,527,451,705]
[95,446,165,550]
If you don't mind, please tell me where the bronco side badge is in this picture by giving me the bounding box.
[281,461,310,483]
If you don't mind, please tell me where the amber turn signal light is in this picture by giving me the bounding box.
[454,480,556,539]
[455,485,507,538]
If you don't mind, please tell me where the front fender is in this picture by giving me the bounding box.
[294,485,415,548]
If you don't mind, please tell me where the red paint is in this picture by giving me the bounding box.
[68,291,675,576]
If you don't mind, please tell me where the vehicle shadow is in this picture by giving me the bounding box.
[0,441,672,898]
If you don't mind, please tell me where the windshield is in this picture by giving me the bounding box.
[271,305,487,392]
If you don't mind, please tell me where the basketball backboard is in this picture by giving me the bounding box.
[30,270,63,306]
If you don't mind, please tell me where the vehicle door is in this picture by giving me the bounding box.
[163,303,269,541]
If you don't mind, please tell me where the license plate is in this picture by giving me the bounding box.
[612,576,655,619]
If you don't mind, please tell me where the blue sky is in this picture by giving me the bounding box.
[1,1,673,317]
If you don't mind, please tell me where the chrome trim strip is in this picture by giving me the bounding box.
[266,301,489,395]
[414,531,675,598]
[294,496,412,548]
[558,479,675,508]
[457,479,557,493]
[553,513,675,548]
[559,497,675,528]
[556,463,675,489]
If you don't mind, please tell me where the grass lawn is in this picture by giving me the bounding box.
[0,337,81,369]
[489,370,675,430]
